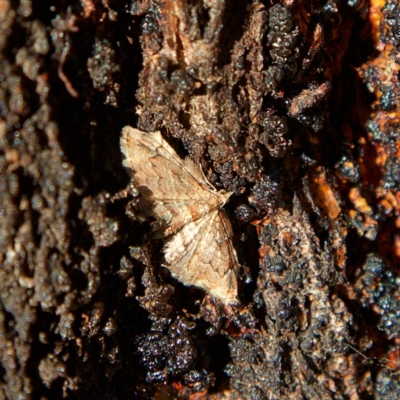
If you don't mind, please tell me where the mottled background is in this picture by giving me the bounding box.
[0,0,399,398]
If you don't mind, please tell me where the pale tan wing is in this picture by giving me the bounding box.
[164,209,239,304]
[120,126,222,235]
[182,157,206,184]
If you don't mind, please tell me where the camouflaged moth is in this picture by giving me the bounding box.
[120,127,239,304]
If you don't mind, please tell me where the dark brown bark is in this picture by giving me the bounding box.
[0,0,399,398]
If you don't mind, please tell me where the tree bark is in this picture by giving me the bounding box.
[0,0,399,398]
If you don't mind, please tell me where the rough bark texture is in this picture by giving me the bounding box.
[0,0,399,399]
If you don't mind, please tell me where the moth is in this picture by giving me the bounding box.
[120,126,239,304]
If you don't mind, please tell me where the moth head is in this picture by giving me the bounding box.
[218,189,232,206]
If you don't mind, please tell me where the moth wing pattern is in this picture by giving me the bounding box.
[120,126,239,304]
[182,157,207,185]
[164,210,239,304]
[120,126,220,236]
